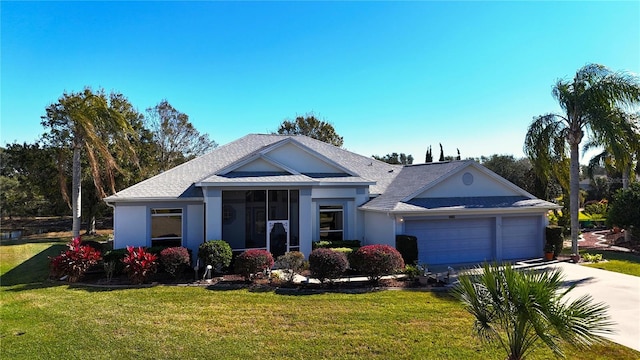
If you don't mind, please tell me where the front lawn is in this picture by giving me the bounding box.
[580,250,640,277]
[1,240,638,359]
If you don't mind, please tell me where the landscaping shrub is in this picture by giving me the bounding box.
[312,240,361,250]
[234,249,274,281]
[160,247,191,278]
[308,248,348,283]
[122,246,158,284]
[350,244,405,282]
[80,240,104,253]
[403,264,421,281]
[274,251,307,283]
[545,226,564,258]
[395,235,418,265]
[198,240,232,273]
[582,253,604,263]
[50,237,102,282]
[103,248,127,276]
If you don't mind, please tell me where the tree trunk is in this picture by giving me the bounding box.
[623,165,630,243]
[569,139,581,255]
[72,145,82,238]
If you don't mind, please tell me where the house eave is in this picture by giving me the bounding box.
[359,206,558,217]
[104,197,204,204]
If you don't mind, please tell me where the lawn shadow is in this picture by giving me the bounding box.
[0,244,67,291]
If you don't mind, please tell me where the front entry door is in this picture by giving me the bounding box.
[268,221,289,258]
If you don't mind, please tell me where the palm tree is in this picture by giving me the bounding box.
[454,263,612,360]
[524,64,640,255]
[41,88,138,237]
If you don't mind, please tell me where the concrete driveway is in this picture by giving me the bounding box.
[539,262,640,352]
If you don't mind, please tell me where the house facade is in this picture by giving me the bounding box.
[105,134,559,267]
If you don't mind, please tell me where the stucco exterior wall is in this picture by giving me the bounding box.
[363,211,396,247]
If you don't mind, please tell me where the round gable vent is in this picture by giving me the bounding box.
[462,172,474,186]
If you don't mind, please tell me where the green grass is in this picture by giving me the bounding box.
[1,240,639,359]
[580,250,640,277]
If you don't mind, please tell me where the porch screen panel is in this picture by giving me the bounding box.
[222,191,246,250]
[245,190,266,249]
[289,190,300,251]
[268,190,288,220]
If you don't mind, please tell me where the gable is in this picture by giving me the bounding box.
[232,157,287,173]
[414,166,523,198]
[265,142,346,174]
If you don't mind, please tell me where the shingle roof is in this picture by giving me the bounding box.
[359,161,559,212]
[104,134,400,201]
[359,161,469,211]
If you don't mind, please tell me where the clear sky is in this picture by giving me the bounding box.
[1,1,638,163]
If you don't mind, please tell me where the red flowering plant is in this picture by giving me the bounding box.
[122,246,158,284]
[49,236,102,282]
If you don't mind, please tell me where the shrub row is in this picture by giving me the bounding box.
[309,245,404,283]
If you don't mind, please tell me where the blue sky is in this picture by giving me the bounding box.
[2,1,638,163]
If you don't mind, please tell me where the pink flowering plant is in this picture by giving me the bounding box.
[159,246,191,278]
[49,236,102,282]
[122,246,158,284]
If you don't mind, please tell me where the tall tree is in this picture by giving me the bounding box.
[146,100,217,172]
[41,88,139,237]
[438,143,444,162]
[524,64,640,255]
[425,146,433,163]
[276,113,344,147]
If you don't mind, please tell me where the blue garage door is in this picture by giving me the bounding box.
[405,218,494,266]
[501,216,541,260]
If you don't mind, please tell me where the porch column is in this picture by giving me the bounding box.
[203,188,222,241]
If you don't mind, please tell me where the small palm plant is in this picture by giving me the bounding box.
[453,263,613,360]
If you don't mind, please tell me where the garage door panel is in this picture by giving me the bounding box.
[502,216,541,260]
[405,218,494,266]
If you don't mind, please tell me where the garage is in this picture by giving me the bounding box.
[501,216,542,260]
[405,218,494,266]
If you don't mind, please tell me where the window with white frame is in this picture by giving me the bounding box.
[319,205,343,241]
[151,208,182,247]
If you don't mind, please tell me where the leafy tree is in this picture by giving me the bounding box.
[454,263,612,360]
[146,100,217,172]
[41,88,139,237]
[607,182,640,234]
[276,113,344,147]
[481,155,540,196]
[524,64,640,255]
[372,152,414,165]
[1,142,68,216]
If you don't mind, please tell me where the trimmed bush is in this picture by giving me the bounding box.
[545,226,564,258]
[350,244,405,282]
[274,251,307,283]
[50,237,102,282]
[160,247,191,278]
[103,248,127,276]
[312,240,361,250]
[198,240,233,273]
[123,246,158,284]
[234,249,274,281]
[308,248,348,283]
[395,235,418,265]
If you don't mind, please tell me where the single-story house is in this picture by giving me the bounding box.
[104,134,559,267]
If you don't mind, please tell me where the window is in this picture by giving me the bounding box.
[319,205,343,241]
[151,208,182,247]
